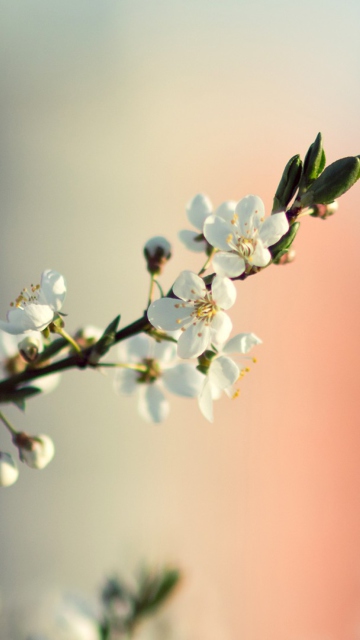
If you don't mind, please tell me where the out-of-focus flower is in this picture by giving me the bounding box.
[144,236,172,274]
[310,200,338,219]
[0,452,19,487]
[114,334,203,423]
[179,194,236,254]
[0,329,61,394]
[198,333,262,422]
[0,269,66,335]
[73,325,103,349]
[147,271,236,359]
[13,432,55,470]
[203,195,289,277]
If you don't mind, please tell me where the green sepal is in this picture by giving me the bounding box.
[272,154,302,212]
[298,132,326,192]
[301,156,360,206]
[132,567,180,619]
[270,221,300,263]
[0,386,42,410]
[89,315,121,361]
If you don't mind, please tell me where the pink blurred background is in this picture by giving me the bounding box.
[0,2,360,638]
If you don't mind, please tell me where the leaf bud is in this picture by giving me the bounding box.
[300,156,360,206]
[272,154,302,212]
[18,334,42,363]
[0,452,19,487]
[13,432,55,470]
[144,236,172,275]
[298,132,326,192]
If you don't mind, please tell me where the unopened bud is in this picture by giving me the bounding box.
[277,248,296,265]
[13,432,55,470]
[144,236,172,275]
[0,452,19,487]
[310,201,338,219]
[74,325,103,349]
[18,334,42,363]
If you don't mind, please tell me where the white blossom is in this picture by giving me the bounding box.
[0,269,66,335]
[147,271,236,359]
[14,433,55,470]
[203,195,289,277]
[0,452,19,487]
[114,333,203,423]
[198,333,262,422]
[179,194,237,253]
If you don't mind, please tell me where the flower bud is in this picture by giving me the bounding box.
[13,432,55,470]
[277,248,296,265]
[74,325,103,349]
[18,334,42,363]
[0,452,19,487]
[310,201,338,220]
[144,236,172,275]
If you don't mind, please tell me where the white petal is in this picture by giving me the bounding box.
[223,332,262,354]
[148,298,192,331]
[203,215,234,251]
[173,271,206,301]
[252,241,272,267]
[153,339,177,363]
[0,452,19,487]
[236,195,265,237]
[209,356,239,389]
[113,369,138,395]
[177,322,211,359]
[19,434,55,469]
[211,276,236,310]
[30,372,61,394]
[0,330,18,359]
[178,230,208,253]
[198,379,214,422]
[210,311,232,345]
[212,252,246,277]
[258,212,289,247]
[117,334,151,363]
[163,363,204,397]
[186,194,213,230]
[214,201,237,221]
[7,305,54,333]
[137,384,169,423]
[39,269,66,311]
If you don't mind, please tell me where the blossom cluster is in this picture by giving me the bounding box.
[0,194,290,486]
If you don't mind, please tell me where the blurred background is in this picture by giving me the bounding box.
[0,1,360,638]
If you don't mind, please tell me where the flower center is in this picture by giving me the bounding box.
[137,358,161,384]
[10,284,41,309]
[192,294,218,322]
[235,236,255,259]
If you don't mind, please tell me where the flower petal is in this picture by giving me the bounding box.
[214,201,237,222]
[117,334,151,363]
[173,271,206,301]
[177,322,211,359]
[251,241,271,267]
[113,369,139,395]
[210,311,232,345]
[208,356,239,389]
[137,384,169,423]
[148,298,192,331]
[198,379,214,422]
[186,194,213,230]
[258,212,289,247]
[203,215,234,251]
[212,252,246,277]
[0,330,18,358]
[29,372,61,394]
[39,269,66,311]
[153,339,177,363]
[178,230,208,253]
[7,305,54,333]
[163,363,204,397]
[236,195,265,237]
[223,332,262,354]
[211,276,236,310]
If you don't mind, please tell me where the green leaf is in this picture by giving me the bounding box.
[301,156,360,206]
[35,337,68,364]
[272,154,302,212]
[299,132,326,191]
[0,386,42,409]
[270,221,300,263]
[89,315,121,362]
